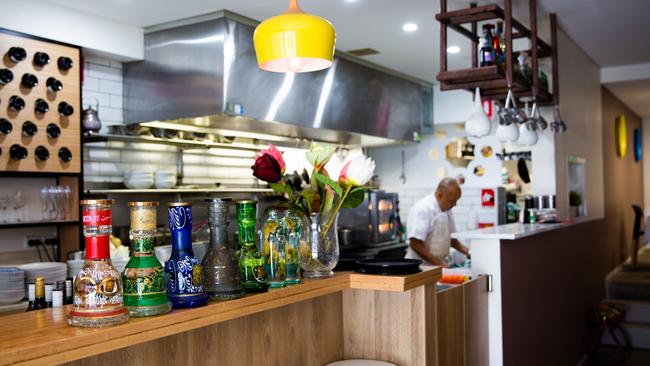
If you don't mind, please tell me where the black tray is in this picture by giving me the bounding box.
[355,259,422,275]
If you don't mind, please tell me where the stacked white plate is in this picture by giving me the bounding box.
[19,262,67,287]
[0,267,25,305]
[154,242,206,265]
[154,171,177,189]
[124,170,154,189]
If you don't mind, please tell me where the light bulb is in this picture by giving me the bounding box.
[287,57,303,72]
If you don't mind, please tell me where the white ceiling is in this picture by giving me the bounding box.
[604,80,650,118]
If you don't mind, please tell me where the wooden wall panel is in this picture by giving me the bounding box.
[0,31,80,173]
[64,293,344,366]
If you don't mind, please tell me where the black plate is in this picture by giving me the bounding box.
[355,259,422,275]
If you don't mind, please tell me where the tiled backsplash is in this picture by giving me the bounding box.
[82,56,124,132]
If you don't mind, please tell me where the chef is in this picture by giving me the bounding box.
[406,177,470,267]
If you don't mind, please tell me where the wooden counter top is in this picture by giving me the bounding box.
[0,267,441,366]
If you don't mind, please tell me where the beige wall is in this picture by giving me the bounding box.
[554,29,604,220]
[601,88,644,265]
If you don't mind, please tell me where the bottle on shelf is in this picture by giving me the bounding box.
[165,202,208,308]
[495,21,506,64]
[35,146,49,161]
[52,290,63,308]
[9,144,28,160]
[65,278,73,305]
[58,102,74,116]
[33,52,50,67]
[479,24,495,67]
[26,283,36,312]
[201,198,244,301]
[236,200,268,293]
[0,118,13,135]
[21,73,38,88]
[7,47,27,63]
[57,56,73,71]
[68,199,129,328]
[262,208,287,288]
[122,201,172,317]
[34,277,46,310]
[0,68,14,84]
[46,123,61,138]
[282,209,304,285]
[9,95,25,111]
[46,77,63,92]
[45,283,54,308]
[58,147,72,162]
[35,99,49,114]
[56,280,66,302]
[22,121,38,137]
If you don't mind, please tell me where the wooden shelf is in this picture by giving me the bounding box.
[0,267,441,366]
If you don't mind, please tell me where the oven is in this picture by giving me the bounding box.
[338,191,399,248]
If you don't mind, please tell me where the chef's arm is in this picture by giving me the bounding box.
[451,239,470,257]
[409,238,446,267]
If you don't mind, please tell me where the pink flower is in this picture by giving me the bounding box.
[338,156,375,187]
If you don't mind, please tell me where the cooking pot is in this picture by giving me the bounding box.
[82,99,102,133]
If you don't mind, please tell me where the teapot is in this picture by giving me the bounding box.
[82,99,102,133]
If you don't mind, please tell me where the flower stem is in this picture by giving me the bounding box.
[320,184,352,241]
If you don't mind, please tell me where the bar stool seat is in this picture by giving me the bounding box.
[326,360,396,366]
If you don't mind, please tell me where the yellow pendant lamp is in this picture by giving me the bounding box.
[254,0,336,73]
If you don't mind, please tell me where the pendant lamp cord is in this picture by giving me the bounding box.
[286,0,303,14]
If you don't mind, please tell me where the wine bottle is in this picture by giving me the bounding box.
[34,277,46,310]
[57,56,73,71]
[26,283,36,312]
[35,99,49,114]
[0,68,13,84]
[7,47,26,63]
[9,144,28,160]
[33,52,50,67]
[0,118,12,135]
[58,102,74,116]
[58,147,72,162]
[9,95,25,111]
[22,121,37,137]
[35,146,49,161]
[21,73,38,88]
[46,77,63,92]
[47,123,61,138]
[52,290,63,308]
[65,278,73,305]
[45,283,54,308]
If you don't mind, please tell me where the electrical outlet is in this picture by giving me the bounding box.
[44,238,58,246]
[26,236,44,247]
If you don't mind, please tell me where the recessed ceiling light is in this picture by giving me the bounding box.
[447,46,461,54]
[344,0,359,3]
[402,23,418,32]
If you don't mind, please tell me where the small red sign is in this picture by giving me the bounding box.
[83,209,112,227]
[479,223,495,228]
[481,189,495,207]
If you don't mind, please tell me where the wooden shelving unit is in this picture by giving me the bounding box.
[436,0,559,105]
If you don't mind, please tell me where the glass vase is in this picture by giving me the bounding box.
[262,208,286,288]
[282,209,306,284]
[300,213,339,278]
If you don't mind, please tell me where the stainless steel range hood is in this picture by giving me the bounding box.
[123,11,433,146]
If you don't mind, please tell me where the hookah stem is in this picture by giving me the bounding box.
[319,184,352,243]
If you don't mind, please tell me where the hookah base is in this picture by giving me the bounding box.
[126,302,172,317]
[168,293,209,309]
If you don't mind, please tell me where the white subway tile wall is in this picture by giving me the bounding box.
[82,56,124,132]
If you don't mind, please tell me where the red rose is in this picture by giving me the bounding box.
[251,145,285,183]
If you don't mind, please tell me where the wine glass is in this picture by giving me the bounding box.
[0,195,8,223]
[41,187,50,222]
[63,186,71,220]
[12,190,24,223]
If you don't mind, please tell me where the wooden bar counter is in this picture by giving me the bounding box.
[0,267,441,366]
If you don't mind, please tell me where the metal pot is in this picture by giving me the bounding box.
[81,99,102,133]
[338,227,354,247]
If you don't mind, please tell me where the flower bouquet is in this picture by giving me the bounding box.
[251,143,376,277]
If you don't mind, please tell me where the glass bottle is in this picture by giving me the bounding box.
[201,198,244,301]
[122,202,171,317]
[68,199,129,328]
[263,208,287,288]
[282,209,304,285]
[480,24,495,67]
[45,283,54,308]
[165,202,208,308]
[236,201,268,293]
[34,277,46,309]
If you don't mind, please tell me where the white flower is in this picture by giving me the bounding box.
[306,142,336,170]
[338,156,376,187]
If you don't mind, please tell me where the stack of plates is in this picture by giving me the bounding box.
[154,171,177,189]
[124,170,154,189]
[0,268,25,305]
[19,262,67,287]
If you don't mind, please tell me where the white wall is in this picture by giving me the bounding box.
[0,0,143,61]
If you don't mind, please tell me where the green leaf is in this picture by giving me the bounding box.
[313,172,343,197]
[269,182,292,195]
[342,188,366,209]
[321,186,335,216]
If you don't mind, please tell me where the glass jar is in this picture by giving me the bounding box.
[236,201,268,293]
[122,202,171,317]
[282,209,305,284]
[300,213,339,278]
[165,202,208,308]
[201,198,244,300]
[262,208,286,288]
[68,200,129,328]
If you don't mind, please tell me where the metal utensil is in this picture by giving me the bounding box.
[400,151,406,184]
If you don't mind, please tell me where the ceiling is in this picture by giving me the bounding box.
[603,79,650,118]
[39,0,650,116]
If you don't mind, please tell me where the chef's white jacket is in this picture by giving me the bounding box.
[405,192,456,262]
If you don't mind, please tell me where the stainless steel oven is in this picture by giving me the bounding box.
[338,191,399,247]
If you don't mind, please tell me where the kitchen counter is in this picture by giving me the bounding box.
[0,267,441,366]
[451,222,569,240]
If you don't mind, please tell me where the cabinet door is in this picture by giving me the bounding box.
[464,276,489,366]
[437,285,465,366]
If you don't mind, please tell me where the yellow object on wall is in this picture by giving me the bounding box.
[615,115,627,158]
[254,0,336,73]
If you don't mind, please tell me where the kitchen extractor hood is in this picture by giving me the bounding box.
[123,11,433,146]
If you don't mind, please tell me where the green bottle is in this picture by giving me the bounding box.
[236,201,269,293]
